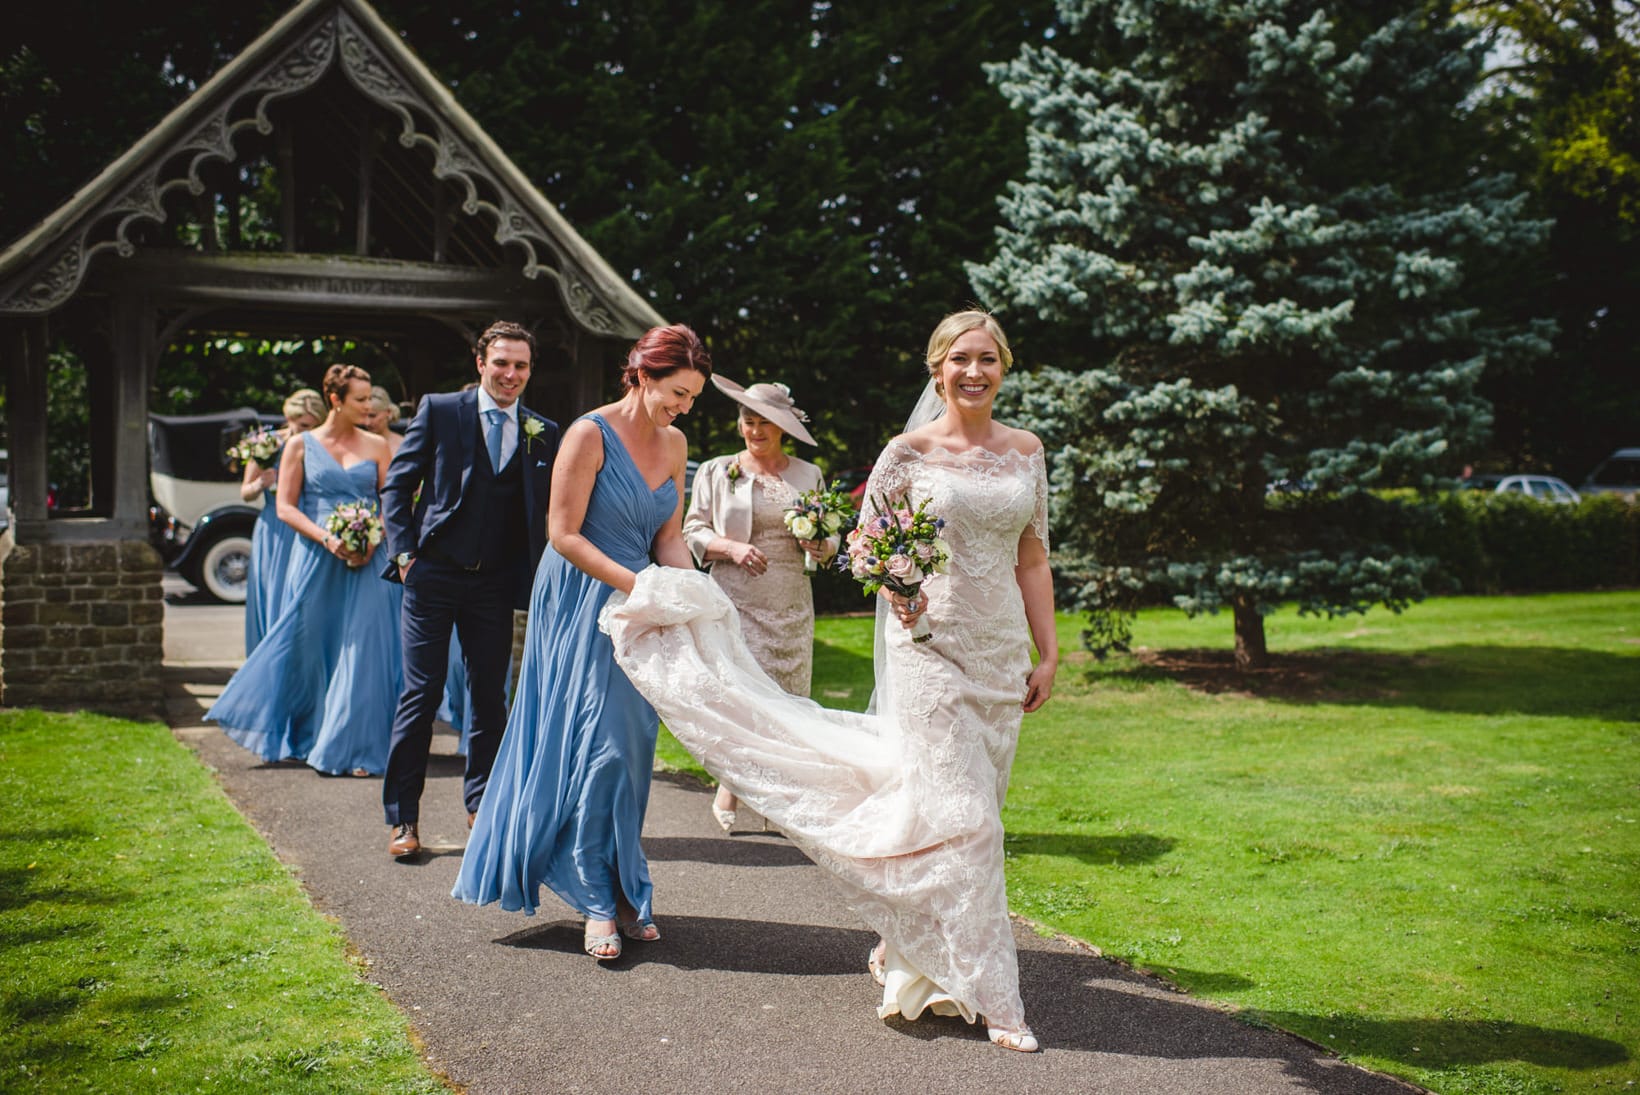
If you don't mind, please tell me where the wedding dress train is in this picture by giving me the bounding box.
[601,441,1049,1034]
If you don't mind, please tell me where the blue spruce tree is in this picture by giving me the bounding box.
[973,0,1553,668]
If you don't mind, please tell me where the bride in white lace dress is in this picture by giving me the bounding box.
[600,311,1057,1052]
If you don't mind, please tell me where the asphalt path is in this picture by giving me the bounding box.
[162,586,1418,1094]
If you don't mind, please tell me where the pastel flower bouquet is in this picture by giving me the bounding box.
[843,495,950,643]
[226,427,281,470]
[325,500,384,564]
[783,484,857,572]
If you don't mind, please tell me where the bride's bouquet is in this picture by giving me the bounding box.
[843,495,950,644]
[783,483,857,572]
[325,500,384,564]
[226,426,281,470]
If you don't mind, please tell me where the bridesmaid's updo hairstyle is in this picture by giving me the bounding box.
[621,324,713,389]
[321,363,372,408]
[924,310,1014,391]
[282,388,325,423]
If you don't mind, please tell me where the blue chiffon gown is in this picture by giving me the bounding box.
[207,440,403,775]
[439,634,515,757]
[454,414,675,921]
[437,634,474,756]
[243,451,297,656]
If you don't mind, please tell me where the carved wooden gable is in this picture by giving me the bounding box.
[0,0,661,339]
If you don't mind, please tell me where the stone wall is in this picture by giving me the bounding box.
[0,536,166,717]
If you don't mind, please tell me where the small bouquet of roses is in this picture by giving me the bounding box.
[783,483,857,572]
[842,494,950,643]
[226,426,281,470]
[325,500,384,563]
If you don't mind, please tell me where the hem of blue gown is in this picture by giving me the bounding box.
[450,871,647,923]
[209,718,308,765]
[309,762,383,777]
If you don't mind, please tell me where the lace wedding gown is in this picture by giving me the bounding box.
[601,439,1048,1032]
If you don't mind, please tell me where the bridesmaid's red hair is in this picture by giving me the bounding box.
[621,324,712,388]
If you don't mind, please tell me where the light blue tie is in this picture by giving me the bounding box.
[484,409,506,471]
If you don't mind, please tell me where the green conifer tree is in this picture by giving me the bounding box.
[973,0,1552,668]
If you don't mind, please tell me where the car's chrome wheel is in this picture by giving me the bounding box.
[195,533,253,604]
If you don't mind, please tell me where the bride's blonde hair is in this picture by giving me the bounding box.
[924,310,1014,382]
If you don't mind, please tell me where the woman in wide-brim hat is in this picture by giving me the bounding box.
[683,376,837,832]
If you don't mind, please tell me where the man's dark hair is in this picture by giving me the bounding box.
[475,320,536,362]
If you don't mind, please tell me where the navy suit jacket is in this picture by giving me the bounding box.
[380,389,559,607]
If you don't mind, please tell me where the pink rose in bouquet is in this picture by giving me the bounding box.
[842,495,950,644]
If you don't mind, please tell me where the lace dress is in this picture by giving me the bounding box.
[708,472,813,695]
[601,438,1049,1032]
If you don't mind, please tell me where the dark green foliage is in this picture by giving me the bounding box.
[1401,491,1640,593]
[1462,0,1640,479]
[3,0,1059,470]
[382,0,1061,465]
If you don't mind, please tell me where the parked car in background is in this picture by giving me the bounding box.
[1580,447,1640,503]
[149,409,282,603]
[1461,473,1582,504]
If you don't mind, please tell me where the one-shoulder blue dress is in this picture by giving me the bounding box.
[244,447,297,656]
[207,439,403,775]
[454,414,676,921]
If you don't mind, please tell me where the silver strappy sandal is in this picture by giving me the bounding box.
[583,922,621,961]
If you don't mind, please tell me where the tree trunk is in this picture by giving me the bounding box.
[1233,600,1269,672]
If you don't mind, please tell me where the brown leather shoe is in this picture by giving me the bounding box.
[388,822,421,859]
[467,811,477,830]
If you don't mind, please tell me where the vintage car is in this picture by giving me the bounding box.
[148,408,283,603]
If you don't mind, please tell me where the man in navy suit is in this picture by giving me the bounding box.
[380,320,559,860]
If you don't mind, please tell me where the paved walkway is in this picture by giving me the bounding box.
[163,599,1417,1094]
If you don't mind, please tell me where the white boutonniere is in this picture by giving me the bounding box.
[523,415,545,452]
[726,457,742,483]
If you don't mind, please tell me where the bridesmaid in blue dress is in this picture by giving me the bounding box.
[454,324,711,961]
[208,364,399,775]
[242,388,324,655]
[437,635,475,755]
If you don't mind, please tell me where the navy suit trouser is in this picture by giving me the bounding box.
[383,559,516,825]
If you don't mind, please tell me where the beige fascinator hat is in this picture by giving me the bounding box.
[711,375,817,446]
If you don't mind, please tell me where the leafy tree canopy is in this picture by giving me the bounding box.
[2,0,1059,469]
[1459,0,1640,478]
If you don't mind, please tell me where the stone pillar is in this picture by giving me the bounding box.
[0,536,165,718]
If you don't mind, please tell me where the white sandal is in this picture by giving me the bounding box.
[987,1026,1040,1053]
[583,922,621,961]
[618,917,661,943]
[867,943,886,987]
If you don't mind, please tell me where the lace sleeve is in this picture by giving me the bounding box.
[1029,454,1050,554]
[860,439,915,523]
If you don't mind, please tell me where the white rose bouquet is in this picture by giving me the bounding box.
[843,494,950,643]
[324,500,384,565]
[783,484,857,572]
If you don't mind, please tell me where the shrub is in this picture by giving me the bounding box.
[1398,492,1639,593]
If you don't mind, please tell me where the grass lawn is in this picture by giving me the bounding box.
[659,590,1640,1095]
[0,710,444,1094]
